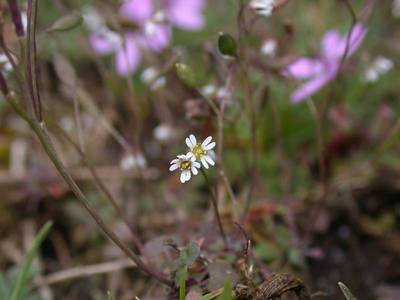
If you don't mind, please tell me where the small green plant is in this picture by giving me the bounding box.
[0,222,52,300]
[171,241,200,285]
[179,267,187,300]
[218,278,233,300]
[0,267,42,300]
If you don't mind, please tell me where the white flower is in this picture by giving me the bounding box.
[0,54,13,73]
[83,7,104,32]
[120,153,146,171]
[141,67,166,90]
[216,87,230,100]
[261,39,277,57]
[249,0,275,17]
[185,134,216,169]
[152,77,166,90]
[200,84,217,96]
[153,123,174,142]
[363,56,394,83]
[169,153,200,183]
[141,67,158,83]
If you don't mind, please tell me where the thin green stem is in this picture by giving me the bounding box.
[10,221,52,300]
[198,90,220,117]
[200,168,228,248]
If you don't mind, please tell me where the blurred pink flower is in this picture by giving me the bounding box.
[90,31,142,76]
[88,0,206,76]
[284,24,367,103]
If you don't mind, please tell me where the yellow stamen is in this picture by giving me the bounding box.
[192,144,206,160]
[179,160,191,170]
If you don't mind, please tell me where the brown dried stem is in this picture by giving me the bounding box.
[26,0,42,121]
[54,125,145,253]
[4,93,173,287]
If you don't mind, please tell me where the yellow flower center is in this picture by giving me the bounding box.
[192,144,206,160]
[179,160,191,170]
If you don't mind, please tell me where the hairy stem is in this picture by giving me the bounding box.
[5,93,173,287]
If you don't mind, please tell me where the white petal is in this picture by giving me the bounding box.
[189,134,197,146]
[208,150,216,159]
[204,142,216,150]
[193,161,201,168]
[187,152,194,160]
[177,154,186,159]
[202,136,212,147]
[180,172,186,183]
[169,163,179,171]
[201,157,209,169]
[185,137,193,148]
[186,171,191,181]
[170,159,179,164]
[204,155,215,166]
[191,166,198,175]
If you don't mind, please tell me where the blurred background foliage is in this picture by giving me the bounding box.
[0,0,399,299]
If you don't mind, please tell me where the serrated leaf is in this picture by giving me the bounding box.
[181,241,200,266]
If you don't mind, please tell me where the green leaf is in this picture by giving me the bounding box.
[10,221,52,300]
[179,267,187,300]
[218,32,237,57]
[46,11,82,32]
[218,278,233,300]
[181,241,200,266]
[175,63,197,88]
[338,282,357,300]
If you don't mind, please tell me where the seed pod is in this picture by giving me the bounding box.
[175,63,197,88]
[46,11,82,33]
[218,32,237,58]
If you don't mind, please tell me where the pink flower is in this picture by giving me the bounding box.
[90,31,142,77]
[283,24,367,103]
[88,0,206,77]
